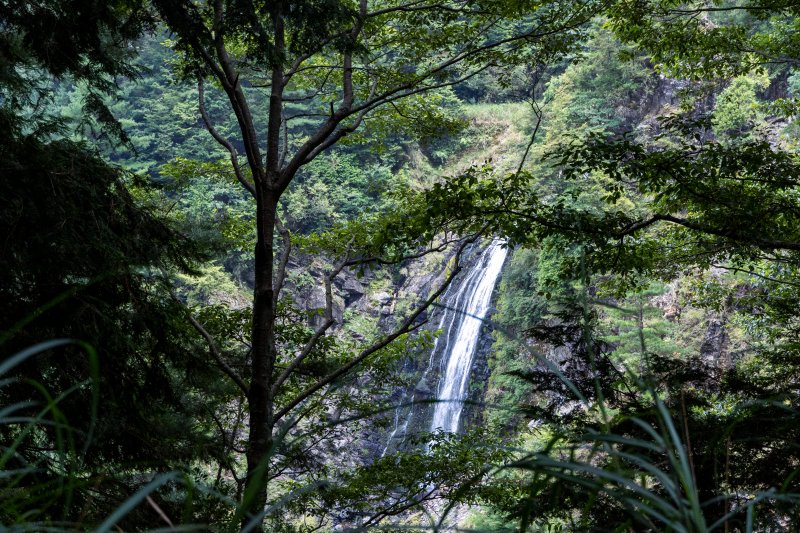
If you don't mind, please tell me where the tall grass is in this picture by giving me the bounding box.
[0,340,209,531]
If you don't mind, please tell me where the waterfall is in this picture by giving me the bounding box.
[429,240,507,433]
[380,240,507,456]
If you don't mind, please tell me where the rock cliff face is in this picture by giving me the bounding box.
[274,243,463,457]
[286,248,452,334]
[459,300,499,430]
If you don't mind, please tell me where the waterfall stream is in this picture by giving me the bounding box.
[429,240,508,433]
[381,240,507,455]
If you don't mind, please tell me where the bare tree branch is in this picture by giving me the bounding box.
[211,1,264,180]
[271,234,460,396]
[198,79,256,197]
[279,107,289,170]
[271,252,351,396]
[367,0,490,18]
[711,264,800,288]
[275,4,591,191]
[266,5,287,176]
[301,78,379,164]
[182,304,249,395]
[275,6,368,191]
[342,236,460,268]
[618,213,800,251]
[516,96,544,176]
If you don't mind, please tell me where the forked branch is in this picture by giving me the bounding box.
[198,79,256,197]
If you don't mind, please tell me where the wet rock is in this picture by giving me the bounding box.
[335,275,366,306]
[305,283,344,328]
[415,377,432,395]
[373,290,392,306]
[700,315,728,365]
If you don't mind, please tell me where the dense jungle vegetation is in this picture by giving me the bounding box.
[3,0,800,531]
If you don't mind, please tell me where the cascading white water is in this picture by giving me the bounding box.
[380,239,507,456]
[430,240,507,433]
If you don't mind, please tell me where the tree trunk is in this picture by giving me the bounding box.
[244,187,278,530]
[244,4,284,521]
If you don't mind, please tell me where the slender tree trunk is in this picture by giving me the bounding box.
[244,186,278,529]
[244,4,285,524]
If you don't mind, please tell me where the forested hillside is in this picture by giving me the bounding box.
[3,0,800,531]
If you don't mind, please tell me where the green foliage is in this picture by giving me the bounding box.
[604,0,777,80]
[712,72,770,141]
[599,283,685,371]
[161,157,257,270]
[177,263,250,306]
[501,392,726,531]
[295,173,452,263]
[542,27,655,137]
[0,9,244,525]
[471,11,800,531]
[0,127,239,529]
[465,508,519,532]
[106,37,252,173]
[10,0,800,530]
[282,151,394,234]
[487,248,547,432]
[545,117,800,285]
[455,64,539,104]
[483,270,800,530]
[314,429,511,528]
[0,0,154,143]
[342,88,467,150]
